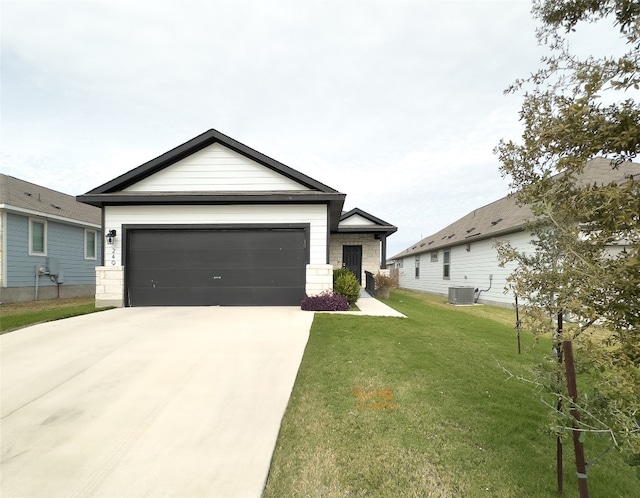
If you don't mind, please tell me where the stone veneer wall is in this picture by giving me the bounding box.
[305,264,333,296]
[95,266,124,308]
[329,233,381,284]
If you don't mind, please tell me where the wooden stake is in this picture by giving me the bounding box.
[563,340,589,498]
[515,294,522,354]
[556,312,564,496]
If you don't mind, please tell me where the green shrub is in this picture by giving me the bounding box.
[332,267,353,281]
[333,268,360,306]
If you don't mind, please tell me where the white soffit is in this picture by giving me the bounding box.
[339,214,378,227]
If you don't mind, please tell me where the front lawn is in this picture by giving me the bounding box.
[0,297,108,333]
[264,290,638,497]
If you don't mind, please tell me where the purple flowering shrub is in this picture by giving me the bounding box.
[301,291,350,311]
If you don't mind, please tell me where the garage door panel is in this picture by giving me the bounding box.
[129,230,304,250]
[128,267,305,287]
[128,286,305,306]
[129,248,305,270]
[127,228,308,306]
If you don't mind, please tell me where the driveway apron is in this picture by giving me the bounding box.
[1,307,313,498]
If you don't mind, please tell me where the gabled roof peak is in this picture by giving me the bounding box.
[336,207,397,236]
[82,128,342,196]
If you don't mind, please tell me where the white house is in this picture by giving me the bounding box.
[392,158,640,307]
[78,129,396,307]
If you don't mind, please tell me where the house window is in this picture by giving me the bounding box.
[85,229,97,260]
[397,259,403,269]
[29,219,47,255]
[443,250,450,279]
[431,252,438,262]
[415,256,420,279]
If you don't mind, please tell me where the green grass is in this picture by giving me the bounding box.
[0,297,109,333]
[264,290,638,497]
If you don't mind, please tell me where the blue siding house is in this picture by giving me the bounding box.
[0,174,102,302]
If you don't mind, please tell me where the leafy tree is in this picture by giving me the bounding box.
[494,0,640,475]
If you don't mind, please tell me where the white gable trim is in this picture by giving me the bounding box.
[339,213,379,227]
[123,143,310,193]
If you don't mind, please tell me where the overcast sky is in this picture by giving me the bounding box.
[1,0,625,256]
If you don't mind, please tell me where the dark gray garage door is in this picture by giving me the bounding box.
[126,228,308,306]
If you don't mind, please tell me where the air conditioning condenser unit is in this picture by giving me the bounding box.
[448,286,475,305]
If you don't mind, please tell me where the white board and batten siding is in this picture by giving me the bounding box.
[104,204,328,266]
[397,231,533,307]
[124,143,309,192]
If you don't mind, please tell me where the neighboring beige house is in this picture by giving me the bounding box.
[77,129,397,307]
[392,158,639,307]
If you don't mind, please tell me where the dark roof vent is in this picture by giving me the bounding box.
[24,192,32,197]
[51,204,61,210]
[428,241,434,245]
[491,218,503,226]
[447,234,455,239]
[466,227,476,233]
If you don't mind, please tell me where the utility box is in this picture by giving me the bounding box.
[448,286,475,305]
[47,257,59,276]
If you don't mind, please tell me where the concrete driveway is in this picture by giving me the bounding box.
[1,307,313,498]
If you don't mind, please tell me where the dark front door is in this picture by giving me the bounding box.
[126,228,308,306]
[343,245,362,284]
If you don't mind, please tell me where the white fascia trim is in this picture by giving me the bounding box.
[0,204,101,229]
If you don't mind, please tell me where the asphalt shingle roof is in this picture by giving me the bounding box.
[394,194,532,259]
[393,158,640,259]
[0,174,101,226]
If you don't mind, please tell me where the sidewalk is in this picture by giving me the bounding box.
[321,289,406,318]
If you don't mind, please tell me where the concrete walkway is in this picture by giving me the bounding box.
[320,289,406,318]
[1,307,313,498]
[356,289,406,317]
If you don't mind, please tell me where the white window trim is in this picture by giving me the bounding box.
[29,218,47,256]
[443,250,450,280]
[84,229,97,260]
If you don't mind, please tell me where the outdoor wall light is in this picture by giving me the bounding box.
[106,229,117,245]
